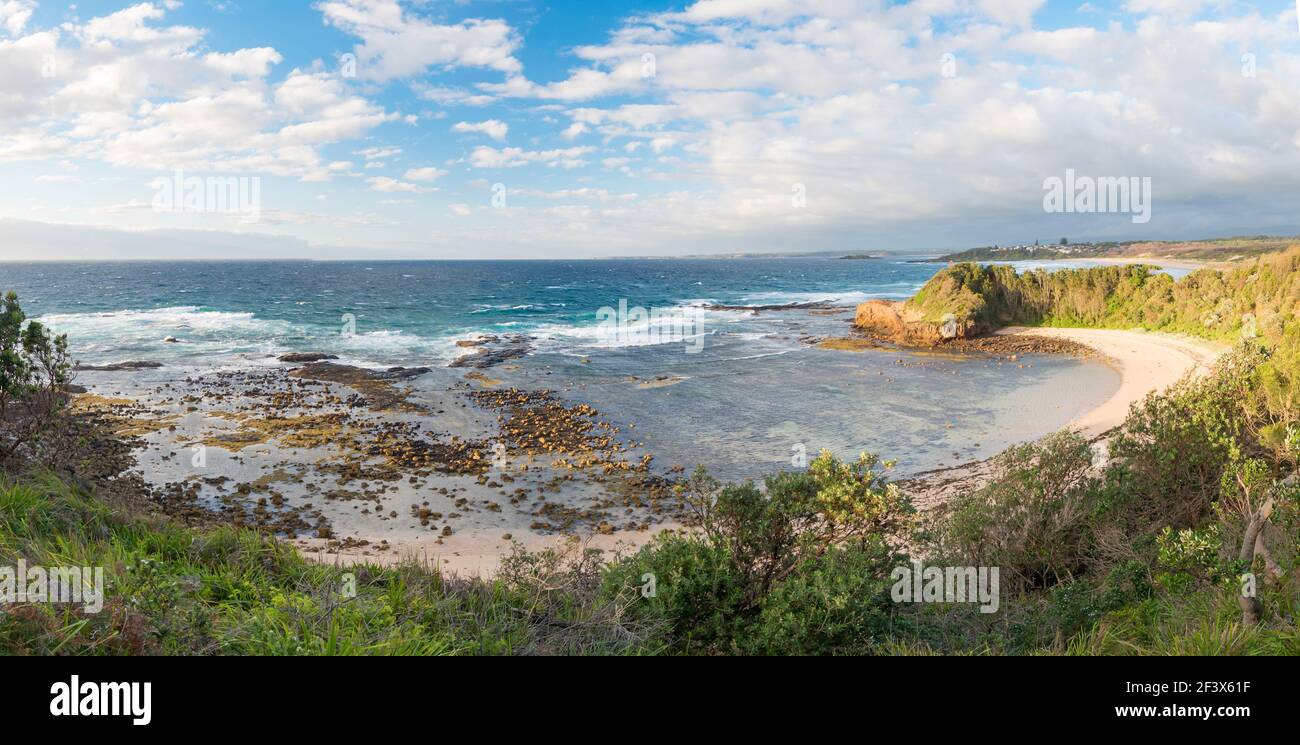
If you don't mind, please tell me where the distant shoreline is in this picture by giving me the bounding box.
[907,255,1216,270]
[1050,255,1217,270]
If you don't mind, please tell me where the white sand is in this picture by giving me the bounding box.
[902,327,1228,514]
[996,326,1226,437]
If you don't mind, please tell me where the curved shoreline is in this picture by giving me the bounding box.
[902,327,1227,512]
[996,326,1225,438]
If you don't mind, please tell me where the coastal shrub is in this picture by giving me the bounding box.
[1103,347,1263,537]
[494,537,667,655]
[602,532,745,651]
[740,542,902,655]
[677,451,912,607]
[1251,323,1300,462]
[1156,524,1224,577]
[607,450,914,654]
[0,291,74,464]
[935,431,1100,592]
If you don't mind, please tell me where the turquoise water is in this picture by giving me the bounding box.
[0,258,932,366]
[0,258,1118,478]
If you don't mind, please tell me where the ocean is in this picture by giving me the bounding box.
[0,257,1119,479]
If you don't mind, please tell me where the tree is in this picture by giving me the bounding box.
[23,320,72,415]
[0,291,30,419]
[1219,459,1284,626]
[0,292,74,463]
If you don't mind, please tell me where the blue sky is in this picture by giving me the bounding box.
[2,0,1299,259]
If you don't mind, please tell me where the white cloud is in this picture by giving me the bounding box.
[560,122,588,139]
[0,5,398,183]
[0,0,34,37]
[976,0,1046,29]
[355,146,402,160]
[448,0,1300,250]
[469,145,595,169]
[318,0,521,82]
[452,119,509,141]
[366,176,432,193]
[403,166,447,182]
[8,0,1300,258]
[414,84,495,106]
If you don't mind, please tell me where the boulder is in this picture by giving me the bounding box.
[852,300,979,345]
[277,352,340,363]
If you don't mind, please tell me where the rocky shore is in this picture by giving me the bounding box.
[69,358,691,572]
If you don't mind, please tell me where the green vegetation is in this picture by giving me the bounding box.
[0,473,665,655]
[923,346,1299,653]
[906,247,1300,344]
[2,271,1298,655]
[605,452,916,654]
[0,290,72,463]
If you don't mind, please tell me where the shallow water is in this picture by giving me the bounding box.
[1,257,1120,478]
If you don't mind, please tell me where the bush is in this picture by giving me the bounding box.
[0,474,662,656]
[1103,347,1263,534]
[935,431,1100,592]
[607,450,915,654]
[742,542,901,655]
[601,533,743,652]
[683,451,913,607]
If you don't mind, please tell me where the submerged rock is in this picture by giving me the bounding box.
[705,299,841,312]
[74,360,164,371]
[291,362,431,384]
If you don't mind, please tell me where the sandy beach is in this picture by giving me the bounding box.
[997,327,1225,437]
[902,327,1226,512]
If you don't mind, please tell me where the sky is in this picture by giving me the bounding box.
[1,0,1299,260]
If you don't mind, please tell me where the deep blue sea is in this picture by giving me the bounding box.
[0,258,1120,478]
